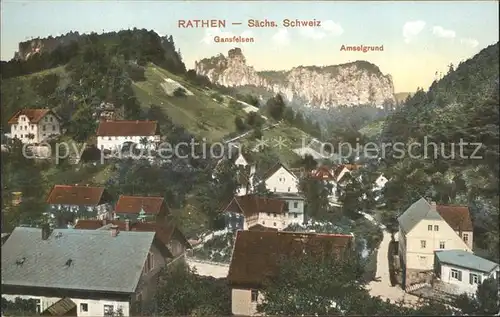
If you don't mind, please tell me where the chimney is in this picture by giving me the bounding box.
[111,225,119,237]
[125,219,131,231]
[41,224,51,240]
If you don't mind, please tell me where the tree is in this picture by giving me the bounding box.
[294,154,317,171]
[299,176,331,219]
[266,94,286,121]
[153,263,231,316]
[234,116,246,132]
[257,251,453,316]
[455,277,499,315]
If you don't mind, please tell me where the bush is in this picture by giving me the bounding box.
[173,87,187,97]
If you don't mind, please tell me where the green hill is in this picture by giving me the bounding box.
[380,42,499,261]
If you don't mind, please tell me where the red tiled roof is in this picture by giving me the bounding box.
[228,230,354,287]
[436,205,473,232]
[221,194,287,217]
[7,109,54,124]
[115,196,166,215]
[311,166,336,181]
[74,219,191,249]
[96,120,158,136]
[46,185,107,205]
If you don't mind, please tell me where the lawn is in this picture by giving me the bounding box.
[132,64,249,142]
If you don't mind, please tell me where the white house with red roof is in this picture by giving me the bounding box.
[7,108,62,144]
[96,120,160,152]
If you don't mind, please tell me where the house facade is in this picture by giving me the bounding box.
[221,194,289,230]
[214,151,256,196]
[228,230,354,316]
[96,120,160,152]
[113,195,170,222]
[1,226,174,316]
[398,198,472,288]
[272,193,305,226]
[434,250,499,296]
[46,185,113,221]
[8,108,62,144]
[263,163,299,194]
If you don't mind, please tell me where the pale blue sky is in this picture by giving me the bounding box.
[1,1,498,92]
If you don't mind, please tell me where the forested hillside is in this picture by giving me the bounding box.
[380,42,499,260]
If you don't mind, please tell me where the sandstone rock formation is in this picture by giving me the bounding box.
[195,48,396,108]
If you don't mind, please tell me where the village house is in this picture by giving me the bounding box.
[7,108,62,144]
[213,150,257,196]
[333,164,361,183]
[220,194,290,230]
[398,198,473,289]
[74,219,191,259]
[262,162,299,194]
[310,166,340,206]
[46,185,113,221]
[1,225,176,316]
[227,230,354,316]
[434,249,499,296]
[113,195,171,222]
[272,192,305,225]
[96,120,160,152]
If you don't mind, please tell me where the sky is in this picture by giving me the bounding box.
[1,1,498,93]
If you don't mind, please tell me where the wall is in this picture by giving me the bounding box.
[283,198,304,225]
[439,264,498,296]
[2,294,130,316]
[257,212,287,230]
[49,204,112,220]
[458,230,474,250]
[134,244,168,307]
[97,135,160,152]
[405,219,471,271]
[231,288,263,316]
[265,166,298,194]
[10,113,61,144]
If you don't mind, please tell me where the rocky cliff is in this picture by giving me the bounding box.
[13,32,81,60]
[195,48,396,108]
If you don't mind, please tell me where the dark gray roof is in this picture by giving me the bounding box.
[272,192,305,200]
[436,250,499,273]
[1,227,155,293]
[397,198,441,233]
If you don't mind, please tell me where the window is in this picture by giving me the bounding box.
[451,269,462,281]
[273,188,276,192]
[420,240,426,248]
[469,273,481,285]
[273,214,276,218]
[294,202,298,208]
[294,214,298,218]
[80,303,88,312]
[49,117,53,122]
[262,221,265,224]
[463,233,469,243]
[428,225,432,231]
[52,125,55,131]
[103,305,114,315]
[439,241,445,249]
[108,137,112,140]
[251,289,258,302]
[43,125,46,131]
[434,225,439,231]
[273,222,276,226]
[36,300,41,314]
[267,212,270,216]
[288,187,290,192]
